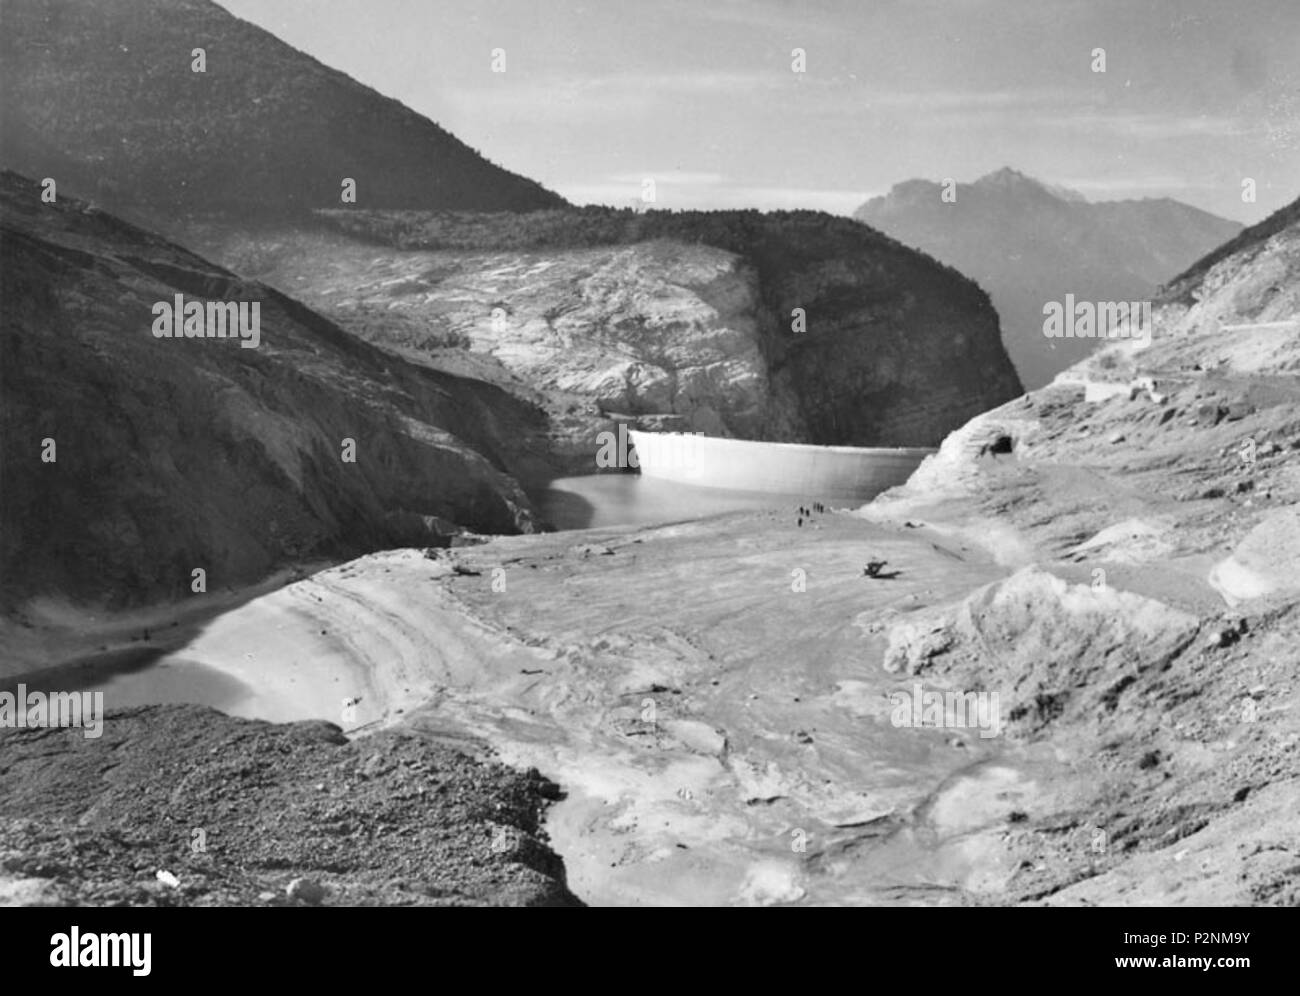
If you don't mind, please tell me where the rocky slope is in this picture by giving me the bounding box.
[860,192,1300,904]
[857,379,1300,905]
[0,705,581,906]
[187,207,1025,464]
[0,170,553,617]
[1067,192,1300,382]
[855,168,1242,390]
[1161,196,1300,303]
[0,0,563,222]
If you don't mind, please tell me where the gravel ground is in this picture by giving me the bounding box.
[0,704,581,906]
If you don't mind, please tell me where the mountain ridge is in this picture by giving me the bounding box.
[0,0,565,224]
[855,168,1243,388]
[1070,190,1300,381]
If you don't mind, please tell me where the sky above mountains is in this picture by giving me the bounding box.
[220,0,1299,222]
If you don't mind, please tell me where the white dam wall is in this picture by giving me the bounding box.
[628,430,935,503]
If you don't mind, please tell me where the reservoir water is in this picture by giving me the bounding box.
[6,649,255,718]
[534,473,819,530]
[8,476,799,713]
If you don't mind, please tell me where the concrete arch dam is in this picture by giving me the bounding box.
[628,430,935,503]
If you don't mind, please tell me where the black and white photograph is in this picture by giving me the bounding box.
[0,0,1296,944]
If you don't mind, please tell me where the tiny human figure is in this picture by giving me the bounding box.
[797,517,803,527]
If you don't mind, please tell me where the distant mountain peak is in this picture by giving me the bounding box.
[853,169,1243,390]
[972,167,1088,203]
[868,168,1090,212]
[976,166,1032,185]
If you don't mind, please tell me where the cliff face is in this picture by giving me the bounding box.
[0,172,549,611]
[855,169,1243,390]
[0,0,564,220]
[190,208,1024,461]
[747,216,1019,447]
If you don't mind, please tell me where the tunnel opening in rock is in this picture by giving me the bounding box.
[986,434,1014,456]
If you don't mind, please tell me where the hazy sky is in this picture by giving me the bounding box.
[220,0,1299,222]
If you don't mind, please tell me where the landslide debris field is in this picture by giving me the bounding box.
[5,190,1300,903]
[7,358,1295,905]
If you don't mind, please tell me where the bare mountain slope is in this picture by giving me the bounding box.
[1159,194,1300,310]
[0,0,564,222]
[1070,192,1300,382]
[0,171,551,614]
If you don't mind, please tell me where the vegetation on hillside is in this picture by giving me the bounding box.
[0,0,563,219]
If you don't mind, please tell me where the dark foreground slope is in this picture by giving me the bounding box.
[855,169,1242,389]
[0,172,552,613]
[0,0,563,220]
[0,705,581,906]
